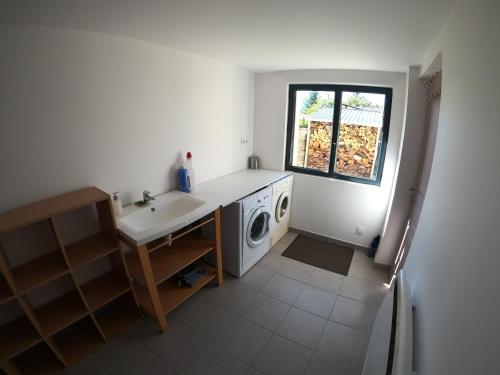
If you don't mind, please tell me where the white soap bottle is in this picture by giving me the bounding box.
[186,152,196,192]
[112,191,123,216]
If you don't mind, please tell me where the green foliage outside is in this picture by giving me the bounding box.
[343,93,380,109]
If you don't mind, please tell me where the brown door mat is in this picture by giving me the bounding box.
[282,235,354,276]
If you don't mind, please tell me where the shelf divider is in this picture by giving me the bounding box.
[80,271,131,311]
[0,316,42,363]
[94,293,141,341]
[11,252,69,294]
[65,233,119,269]
[35,290,88,337]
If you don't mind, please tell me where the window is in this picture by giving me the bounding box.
[285,84,392,185]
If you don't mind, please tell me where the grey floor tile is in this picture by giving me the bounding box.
[305,352,361,375]
[257,253,286,272]
[276,307,327,349]
[261,273,304,304]
[139,318,209,373]
[183,345,249,375]
[215,316,272,364]
[246,368,266,375]
[348,250,389,283]
[205,278,258,313]
[269,232,298,255]
[175,297,237,340]
[240,293,290,331]
[105,346,175,375]
[307,267,345,294]
[253,335,313,375]
[96,335,146,372]
[330,296,378,332]
[339,277,387,306]
[239,265,274,290]
[64,353,109,375]
[275,257,315,283]
[317,321,369,366]
[293,284,337,318]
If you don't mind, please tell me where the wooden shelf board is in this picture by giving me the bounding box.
[0,317,42,363]
[0,274,14,305]
[157,262,216,315]
[35,290,88,337]
[12,251,69,294]
[65,233,119,269]
[96,297,141,341]
[127,236,215,286]
[0,187,109,235]
[55,322,104,366]
[80,271,131,311]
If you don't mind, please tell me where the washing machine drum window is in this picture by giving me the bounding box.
[276,192,289,223]
[247,207,270,248]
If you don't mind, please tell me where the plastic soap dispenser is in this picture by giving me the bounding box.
[112,191,123,216]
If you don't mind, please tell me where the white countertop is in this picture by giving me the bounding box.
[193,169,291,207]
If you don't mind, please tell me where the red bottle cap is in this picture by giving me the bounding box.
[186,152,192,159]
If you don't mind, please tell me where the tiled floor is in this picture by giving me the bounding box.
[65,232,389,375]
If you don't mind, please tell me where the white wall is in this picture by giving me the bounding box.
[375,66,427,265]
[403,0,500,373]
[0,26,254,212]
[254,70,406,247]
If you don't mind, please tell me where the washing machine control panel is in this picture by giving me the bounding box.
[241,187,272,214]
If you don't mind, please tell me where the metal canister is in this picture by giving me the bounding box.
[248,156,260,170]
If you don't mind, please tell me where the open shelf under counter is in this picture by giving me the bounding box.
[94,294,141,341]
[126,233,215,286]
[135,261,216,317]
[11,251,69,294]
[65,233,119,269]
[0,316,42,363]
[80,270,131,311]
[35,290,88,337]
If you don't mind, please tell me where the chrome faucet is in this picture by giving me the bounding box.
[142,190,155,204]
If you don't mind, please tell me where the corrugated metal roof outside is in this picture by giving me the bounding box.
[307,106,383,127]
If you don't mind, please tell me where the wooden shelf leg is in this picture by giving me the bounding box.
[136,245,168,332]
[214,208,224,286]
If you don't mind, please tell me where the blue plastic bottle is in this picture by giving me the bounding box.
[177,166,191,193]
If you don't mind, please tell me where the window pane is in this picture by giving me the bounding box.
[291,90,335,172]
[335,92,386,180]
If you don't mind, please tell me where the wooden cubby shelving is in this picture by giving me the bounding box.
[0,187,142,375]
[121,208,223,332]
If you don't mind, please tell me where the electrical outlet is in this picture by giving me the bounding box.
[240,137,249,145]
[355,225,365,235]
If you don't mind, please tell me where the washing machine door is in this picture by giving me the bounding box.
[275,191,289,223]
[247,207,270,248]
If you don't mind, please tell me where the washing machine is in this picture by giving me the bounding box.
[206,186,272,277]
[270,175,293,247]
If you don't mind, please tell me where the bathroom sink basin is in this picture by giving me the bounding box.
[116,191,218,245]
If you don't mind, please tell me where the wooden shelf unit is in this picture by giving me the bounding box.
[8,342,65,375]
[0,273,14,305]
[0,187,142,375]
[122,209,223,332]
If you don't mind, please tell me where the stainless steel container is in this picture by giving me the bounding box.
[248,156,260,170]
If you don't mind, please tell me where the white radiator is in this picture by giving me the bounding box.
[362,271,413,375]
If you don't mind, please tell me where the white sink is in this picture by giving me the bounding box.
[116,191,218,245]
